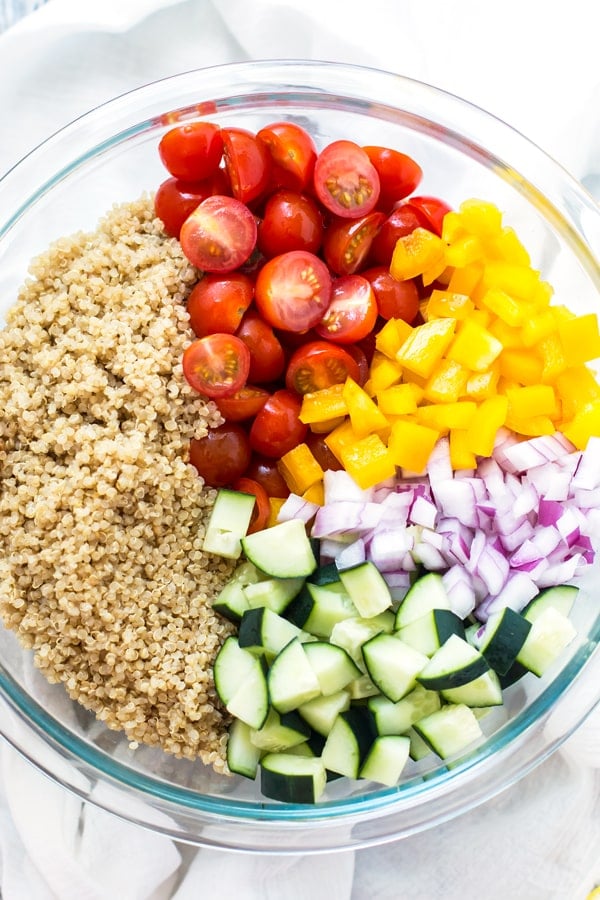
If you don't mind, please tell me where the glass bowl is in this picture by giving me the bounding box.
[0,60,599,854]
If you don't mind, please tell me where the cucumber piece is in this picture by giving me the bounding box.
[414,704,483,758]
[338,561,393,618]
[225,660,269,730]
[417,634,489,691]
[396,608,466,657]
[347,673,381,699]
[238,607,303,660]
[476,606,532,675]
[441,669,503,707]
[285,582,358,638]
[368,684,441,735]
[260,753,327,804]
[227,718,262,780]
[242,519,317,578]
[362,634,428,703]
[303,641,361,695]
[522,584,578,623]
[243,575,305,614]
[203,488,256,559]
[360,734,411,787]
[498,660,529,689]
[321,707,376,778]
[213,636,259,705]
[298,690,351,736]
[516,606,577,676]
[407,726,433,761]
[394,572,450,630]
[250,708,311,752]
[212,579,250,624]
[308,562,340,586]
[329,616,389,671]
[268,638,322,713]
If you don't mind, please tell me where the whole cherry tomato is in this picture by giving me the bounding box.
[304,432,344,472]
[362,265,420,322]
[235,311,286,383]
[222,127,272,205]
[189,423,251,487]
[154,171,229,239]
[245,454,290,498]
[257,121,317,192]
[180,195,257,273]
[363,146,423,210]
[369,204,424,266]
[182,334,250,399]
[323,211,385,275]
[257,190,323,258]
[313,140,380,218]
[285,340,361,394]
[249,389,307,458]
[405,195,453,236]
[231,476,271,533]
[158,122,223,181]
[255,250,332,332]
[315,275,378,344]
[187,272,254,337]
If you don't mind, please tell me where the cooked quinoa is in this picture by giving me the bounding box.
[0,197,238,769]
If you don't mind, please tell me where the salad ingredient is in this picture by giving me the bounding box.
[189,422,251,486]
[235,311,286,384]
[363,145,423,209]
[255,250,333,332]
[222,126,272,204]
[182,333,250,399]
[322,212,385,275]
[231,476,271,533]
[285,341,361,395]
[154,174,228,239]
[258,190,323,257]
[256,121,318,193]
[241,518,318,578]
[179,194,257,272]
[215,385,270,422]
[248,389,307,458]
[186,271,254,337]
[202,487,257,558]
[313,140,381,218]
[260,753,327,804]
[315,275,378,344]
[158,121,223,180]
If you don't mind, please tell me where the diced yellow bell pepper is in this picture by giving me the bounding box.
[441,210,465,244]
[446,319,503,372]
[488,227,531,266]
[536,332,568,383]
[449,429,478,470]
[376,383,420,416]
[369,351,403,390]
[267,497,286,527]
[390,227,446,281]
[465,395,508,457]
[562,401,600,449]
[504,413,556,437]
[299,383,348,424]
[464,365,500,401]
[480,288,525,326]
[488,318,524,349]
[340,433,397,489]
[457,199,504,238]
[375,318,413,359]
[555,366,600,419]
[445,235,482,268]
[309,416,346,433]
[520,310,557,347]
[423,359,469,403]
[499,349,543,385]
[388,419,440,473]
[395,317,457,378]
[324,419,359,464]
[342,377,389,438]
[302,482,324,506]
[531,280,553,309]
[426,289,475,321]
[505,384,558,419]
[483,261,541,300]
[447,263,483,297]
[557,314,600,366]
[416,401,478,432]
[277,443,324,495]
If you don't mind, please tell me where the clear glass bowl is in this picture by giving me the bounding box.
[0,60,599,853]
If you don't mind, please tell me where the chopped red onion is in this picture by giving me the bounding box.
[277,493,319,524]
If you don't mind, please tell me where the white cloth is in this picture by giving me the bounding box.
[0,2,599,899]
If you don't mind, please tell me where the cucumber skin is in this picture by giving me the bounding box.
[260,754,327,803]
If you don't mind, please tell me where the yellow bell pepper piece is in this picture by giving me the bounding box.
[520,309,557,347]
[267,497,286,527]
[369,351,403,391]
[388,419,440,473]
[465,395,508,457]
[483,261,541,301]
[480,288,526,326]
[390,228,446,281]
[488,318,524,349]
[562,401,600,449]
[426,289,475,321]
[342,377,389,438]
[376,383,420,416]
[499,349,543,385]
[464,365,500,401]
[423,359,469,404]
[445,235,482,268]
[302,482,324,506]
[505,384,558,419]
[324,419,360,465]
[446,319,503,372]
[504,413,556,437]
[536,332,568,383]
[557,314,600,366]
[375,317,413,359]
[555,366,600,419]
[449,429,478,470]
[458,199,503,237]
[395,317,457,378]
[299,383,348,424]
[416,401,477,432]
[340,433,397,489]
[309,416,346,433]
[277,443,324,495]
[447,263,483,297]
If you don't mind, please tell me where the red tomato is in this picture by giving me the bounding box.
[231,476,271,533]
[369,204,424,266]
[189,423,251,487]
[235,311,286,384]
[322,211,385,275]
[343,343,369,386]
[305,431,343,472]
[255,251,332,332]
[257,121,317,192]
[249,389,307,458]
[313,141,380,218]
[154,174,228,239]
[222,127,271,205]
[362,265,420,323]
[405,195,453,236]
[257,190,323,258]
[215,385,270,422]
[182,334,250,399]
[158,122,223,181]
[285,340,361,394]
[180,195,257,273]
[363,146,423,210]
[315,275,378,344]
[187,272,254,337]
[245,454,290,498]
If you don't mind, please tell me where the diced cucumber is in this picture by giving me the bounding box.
[242,519,318,578]
[522,584,578,623]
[308,562,340,586]
[329,616,389,671]
[396,608,466,657]
[303,641,361,695]
[298,690,351,736]
[338,561,393,618]
[321,708,376,778]
[213,636,260,705]
[441,669,503,708]
[498,660,529,689]
[238,607,303,660]
[407,726,433,761]
[414,703,483,758]
[368,684,441,735]
[476,606,532,675]
[243,575,305,614]
[203,488,256,559]
[394,572,450,630]
[362,634,428,703]
[212,579,250,624]
[225,661,269,730]
[347,673,381,699]
[250,708,310,752]
[417,634,489,691]
[516,606,577,676]
[360,734,411,787]
[285,582,358,638]
[260,753,327,804]
[268,638,321,713]
[226,718,262,780]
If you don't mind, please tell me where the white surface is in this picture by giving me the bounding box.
[0,1,599,898]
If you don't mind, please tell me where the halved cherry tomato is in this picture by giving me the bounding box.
[214,385,270,422]
[343,343,369,386]
[257,121,318,192]
[315,275,378,344]
[313,141,380,218]
[182,333,250,399]
[187,272,254,337]
[180,195,257,273]
[285,340,361,394]
[249,389,307,458]
[363,146,423,210]
[158,122,223,181]
[154,171,229,239]
[405,195,453,236]
[322,211,385,275]
[257,190,323,258]
[362,265,420,323]
[235,311,286,383]
[304,431,343,472]
[231,476,271,533]
[245,454,290,498]
[255,250,332,332]
[369,204,424,266]
[222,127,272,205]
[189,423,251,487]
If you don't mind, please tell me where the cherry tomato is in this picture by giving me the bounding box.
[182,333,250,399]
[363,146,423,210]
[405,195,453,236]
[214,385,270,422]
[245,454,290,498]
[180,195,257,273]
[257,190,323,258]
[235,311,286,383]
[362,265,420,323]
[232,476,271,533]
[187,272,254,337]
[315,275,378,344]
[257,121,317,192]
[189,423,251,487]
[285,340,361,394]
[158,122,223,181]
[255,250,332,332]
[222,127,271,205]
[304,432,343,472]
[343,343,369,386]
[313,140,380,218]
[249,389,307,458]
[322,211,385,276]
[369,204,424,266]
[154,173,228,239]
